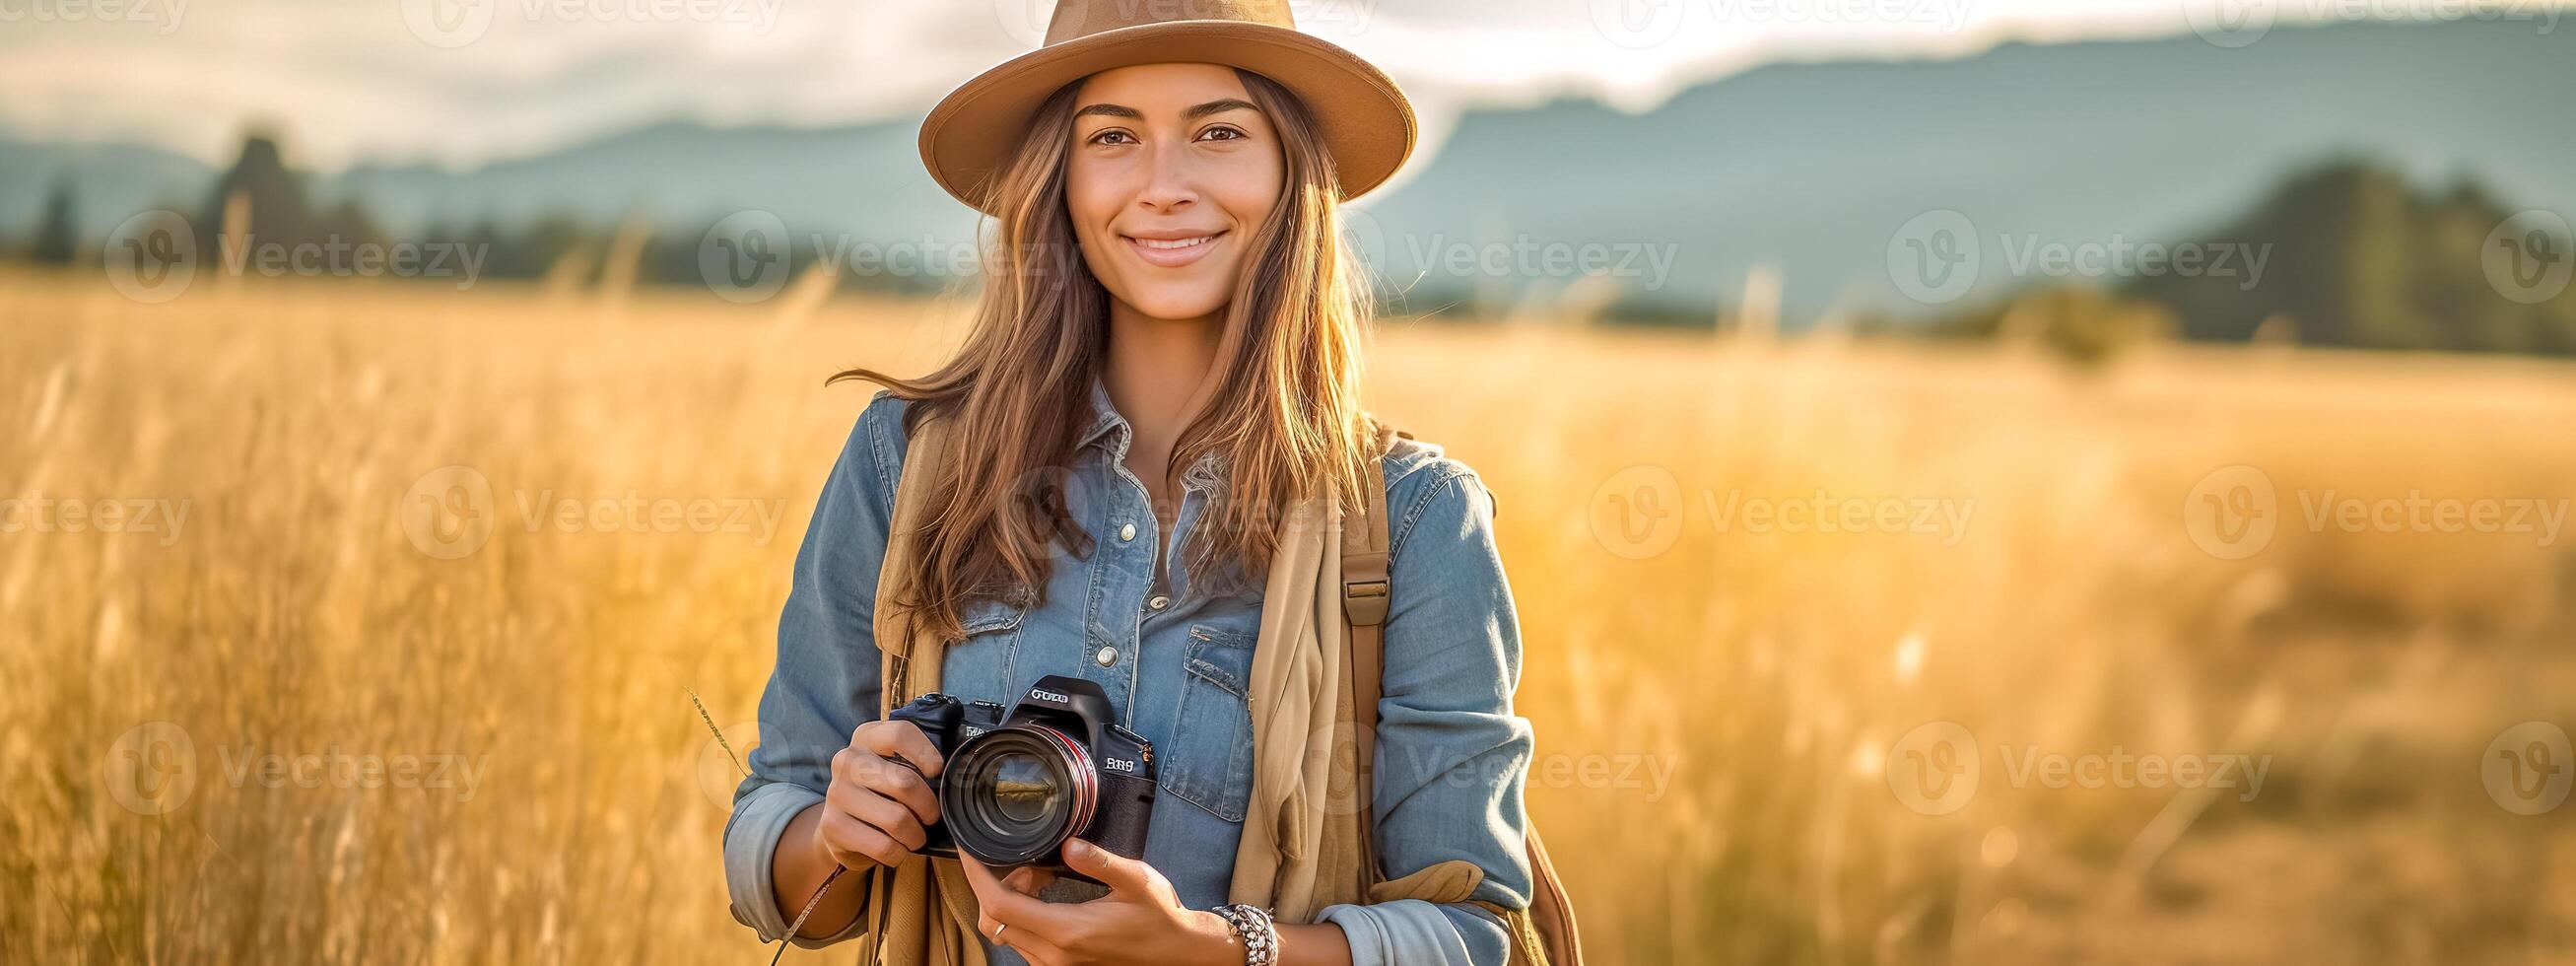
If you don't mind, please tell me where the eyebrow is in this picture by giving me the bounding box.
[1073,98,1262,122]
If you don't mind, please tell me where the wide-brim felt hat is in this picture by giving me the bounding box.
[918,0,1416,215]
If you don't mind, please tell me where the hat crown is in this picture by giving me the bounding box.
[1045,0,1295,45]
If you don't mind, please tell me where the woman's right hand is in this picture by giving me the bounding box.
[812,720,945,870]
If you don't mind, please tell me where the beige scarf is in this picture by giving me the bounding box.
[855,412,1484,965]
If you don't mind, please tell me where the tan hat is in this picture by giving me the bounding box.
[917,0,1416,215]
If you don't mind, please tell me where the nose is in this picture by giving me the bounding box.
[1131,137,1197,214]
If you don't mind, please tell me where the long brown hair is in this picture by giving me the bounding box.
[832,68,1375,645]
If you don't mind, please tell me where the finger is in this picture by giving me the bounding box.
[833,747,941,827]
[854,720,944,777]
[1059,838,1161,897]
[1000,864,1056,897]
[832,785,927,852]
[817,812,906,867]
[864,756,943,826]
[961,854,1084,938]
[977,909,1068,965]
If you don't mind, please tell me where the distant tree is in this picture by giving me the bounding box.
[198,131,321,257]
[32,175,78,264]
[2128,160,2576,355]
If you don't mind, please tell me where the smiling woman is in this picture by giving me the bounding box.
[717,2,1553,966]
[1065,67,1284,312]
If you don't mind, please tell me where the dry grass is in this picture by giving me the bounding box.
[4,268,2574,964]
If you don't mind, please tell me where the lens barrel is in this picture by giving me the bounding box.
[938,723,1100,866]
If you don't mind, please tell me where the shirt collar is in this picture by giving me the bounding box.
[1078,375,1123,450]
[1079,373,1229,492]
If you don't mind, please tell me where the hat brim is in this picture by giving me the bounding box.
[918,20,1415,215]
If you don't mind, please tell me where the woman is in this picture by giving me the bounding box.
[722,4,1535,964]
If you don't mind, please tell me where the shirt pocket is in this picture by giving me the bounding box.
[1161,622,1256,822]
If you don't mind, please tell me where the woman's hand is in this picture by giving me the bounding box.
[810,720,945,870]
[960,839,1240,966]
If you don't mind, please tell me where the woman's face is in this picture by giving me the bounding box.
[1065,63,1285,323]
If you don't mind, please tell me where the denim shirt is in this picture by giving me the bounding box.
[724,379,1536,966]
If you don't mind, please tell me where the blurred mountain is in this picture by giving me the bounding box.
[3,18,2571,329]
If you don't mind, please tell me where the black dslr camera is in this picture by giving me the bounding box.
[889,675,1157,876]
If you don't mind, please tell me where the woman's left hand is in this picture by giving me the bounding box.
[960,838,1240,966]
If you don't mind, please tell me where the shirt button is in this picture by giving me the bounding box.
[1095,646,1119,666]
[1119,522,1137,542]
[1147,594,1171,611]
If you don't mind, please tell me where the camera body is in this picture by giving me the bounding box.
[889,675,1157,876]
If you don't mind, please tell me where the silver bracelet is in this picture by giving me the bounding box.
[1211,903,1280,966]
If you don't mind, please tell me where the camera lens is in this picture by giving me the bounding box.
[940,724,1098,866]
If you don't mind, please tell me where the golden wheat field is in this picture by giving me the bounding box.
[5,266,2576,964]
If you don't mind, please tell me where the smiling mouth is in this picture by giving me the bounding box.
[1121,231,1227,268]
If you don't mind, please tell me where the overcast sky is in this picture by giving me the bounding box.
[3,0,2565,171]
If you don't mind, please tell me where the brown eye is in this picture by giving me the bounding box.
[1089,129,1137,146]
[1197,125,1247,142]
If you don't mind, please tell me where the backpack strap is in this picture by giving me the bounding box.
[1340,417,1398,884]
[1338,417,1583,966]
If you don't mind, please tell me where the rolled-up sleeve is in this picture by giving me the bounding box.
[723,391,909,947]
[1319,459,1535,966]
